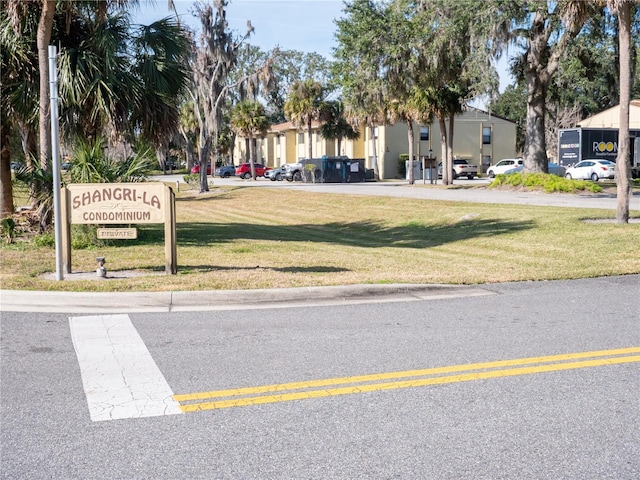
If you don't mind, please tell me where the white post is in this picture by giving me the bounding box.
[49,45,63,281]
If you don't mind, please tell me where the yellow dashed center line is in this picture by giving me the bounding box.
[174,347,640,412]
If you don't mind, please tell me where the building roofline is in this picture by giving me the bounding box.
[464,104,518,124]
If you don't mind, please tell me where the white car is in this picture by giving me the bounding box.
[564,159,615,182]
[487,158,523,177]
[503,163,566,177]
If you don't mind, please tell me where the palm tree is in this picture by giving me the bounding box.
[1,4,37,217]
[2,0,148,227]
[318,100,360,157]
[58,10,136,143]
[284,79,326,160]
[1,2,48,219]
[230,100,270,179]
[130,18,189,173]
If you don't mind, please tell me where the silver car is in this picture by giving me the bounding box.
[565,159,615,182]
[265,165,286,181]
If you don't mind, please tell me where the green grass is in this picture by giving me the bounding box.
[1,185,639,292]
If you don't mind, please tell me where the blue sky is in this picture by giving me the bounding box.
[134,0,343,58]
[134,0,512,105]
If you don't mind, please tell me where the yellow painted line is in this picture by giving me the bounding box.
[173,346,640,403]
[178,354,640,412]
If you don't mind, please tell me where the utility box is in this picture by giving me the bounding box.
[321,156,366,183]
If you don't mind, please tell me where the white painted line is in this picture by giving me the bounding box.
[69,314,182,421]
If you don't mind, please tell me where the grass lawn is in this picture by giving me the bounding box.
[1,185,639,292]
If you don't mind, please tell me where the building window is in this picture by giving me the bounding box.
[276,136,280,145]
[298,133,304,144]
[373,127,378,139]
[420,126,429,141]
[482,126,492,145]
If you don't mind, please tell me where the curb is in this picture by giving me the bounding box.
[0,284,494,314]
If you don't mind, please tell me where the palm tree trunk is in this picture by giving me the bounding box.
[0,121,14,218]
[615,0,631,223]
[37,0,55,172]
[249,135,256,179]
[370,125,379,179]
[438,116,449,185]
[36,0,55,230]
[307,118,313,159]
[406,120,415,185]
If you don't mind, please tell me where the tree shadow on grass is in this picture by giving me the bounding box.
[168,264,351,275]
[175,218,536,249]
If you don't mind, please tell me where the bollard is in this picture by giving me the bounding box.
[96,256,107,277]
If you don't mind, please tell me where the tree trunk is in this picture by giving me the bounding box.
[37,0,55,172]
[406,120,415,185]
[249,135,256,179]
[157,147,167,174]
[179,125,196,170]
[523,69,548,173]
[307,118,313,160]
[448,113,455,183]
[34,0,56,230]
[198,128,210,193]
[0,120,14,218]
[615,0,631,223]
[438,116,449,185]
[370,125,379,180]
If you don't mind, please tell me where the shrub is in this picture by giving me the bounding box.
[1,218,16,244]
[489,172,603,194]
[398,154,409,177]
[183,174,201,189]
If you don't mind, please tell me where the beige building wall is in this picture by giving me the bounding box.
[578,99,640,129]
[362,108,516,179]
[233,108,515,178]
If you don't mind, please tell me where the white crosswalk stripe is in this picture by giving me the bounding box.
[70,314,182,421]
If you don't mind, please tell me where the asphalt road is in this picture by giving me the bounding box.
[2,275,639,479]
[154,174,640,212]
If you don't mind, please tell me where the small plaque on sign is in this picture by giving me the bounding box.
[97,228,137,240]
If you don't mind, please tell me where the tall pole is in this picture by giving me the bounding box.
[49,45,63,281]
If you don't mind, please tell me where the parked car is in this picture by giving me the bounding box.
[503,163,566,177]
[235,163,270,179]
[437,159,478,179]
[487,158,523,177]
[214,165,236,178]
[265,165,286,181]
[564,159,615,182]
[190,164,211,175]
